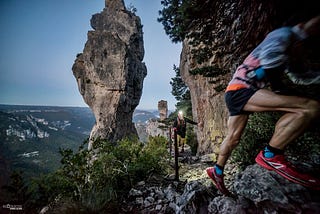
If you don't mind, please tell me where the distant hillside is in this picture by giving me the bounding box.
[0,105,96,185]
[0,105,158,185]
[133,109,158,123]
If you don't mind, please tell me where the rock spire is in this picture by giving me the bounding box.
[72,0,147,149]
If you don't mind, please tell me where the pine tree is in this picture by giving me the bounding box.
[170,65,192,116]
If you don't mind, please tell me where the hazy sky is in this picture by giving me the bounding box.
[0,0,181,110]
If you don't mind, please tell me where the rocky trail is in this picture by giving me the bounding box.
[122,145,320,213]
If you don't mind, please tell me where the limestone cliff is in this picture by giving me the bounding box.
[72,0,147,149]
[179,0,320,155]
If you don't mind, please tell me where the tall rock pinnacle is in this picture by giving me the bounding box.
[72,0,147,149]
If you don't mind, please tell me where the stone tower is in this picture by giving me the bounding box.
[158,100,168,121]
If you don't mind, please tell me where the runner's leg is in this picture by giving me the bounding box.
[243,89,320,149]
[217,114,249,167]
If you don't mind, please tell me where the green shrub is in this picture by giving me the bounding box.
[1,171,29,205]
[27,137,170,212]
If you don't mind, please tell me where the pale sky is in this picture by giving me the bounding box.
[0,0,181,110]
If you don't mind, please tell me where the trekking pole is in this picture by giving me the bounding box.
[174,129,179,181]
[169,127,172,155]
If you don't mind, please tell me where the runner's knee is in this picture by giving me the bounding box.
[304,99,320,119]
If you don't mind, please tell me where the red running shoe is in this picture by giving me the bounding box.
[255,150,320,190]
[206,167,231,196]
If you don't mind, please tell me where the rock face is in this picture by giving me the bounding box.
[179,0,319,155]
[179,0,271,155]
[72,0,147,149]
[146,118,169,139]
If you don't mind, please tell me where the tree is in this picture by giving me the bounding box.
[170,64,192,116]
[158,0,222,75]
[158,0,216,44]
[170,64,188,101]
